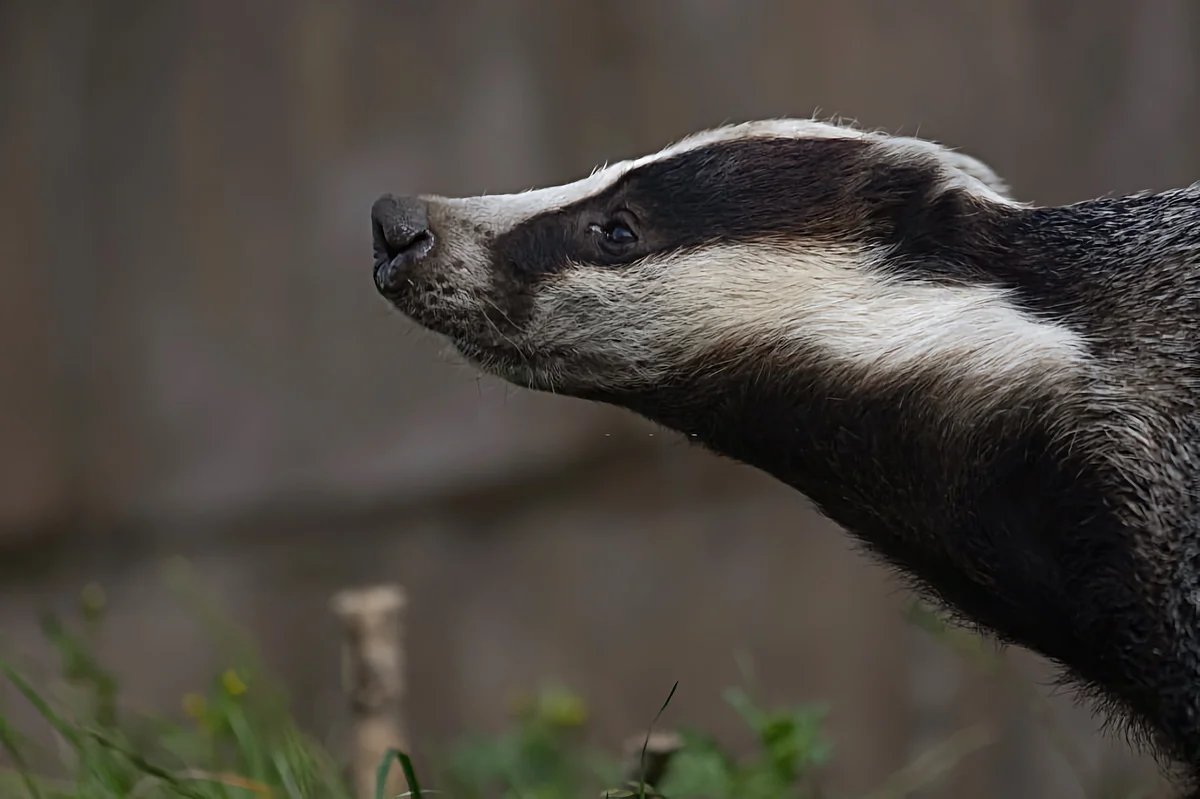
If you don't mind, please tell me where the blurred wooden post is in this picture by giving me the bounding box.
[331,584,409,799]
[620,730,682,791]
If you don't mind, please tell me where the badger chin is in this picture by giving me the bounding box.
[389,307,547,390]
[450,338,646,398]
[451,339,559,392]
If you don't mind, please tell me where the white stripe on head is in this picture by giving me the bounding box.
[433,118,1016,235]
[436,159,638,234]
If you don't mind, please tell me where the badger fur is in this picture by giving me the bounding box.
[369,119,1200,793]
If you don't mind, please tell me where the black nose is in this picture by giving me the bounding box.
[371,194,434,296]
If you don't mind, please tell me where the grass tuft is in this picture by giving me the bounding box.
[0,567,1154,799]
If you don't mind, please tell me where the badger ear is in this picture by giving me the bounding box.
[940,149,1015,201]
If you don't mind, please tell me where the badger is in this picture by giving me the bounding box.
[369,119,1200,793]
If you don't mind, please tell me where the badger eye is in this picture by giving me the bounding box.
[589,216,638,251]
[605,222,636,244]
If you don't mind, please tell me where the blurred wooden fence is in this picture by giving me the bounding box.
[2,2,1198,797]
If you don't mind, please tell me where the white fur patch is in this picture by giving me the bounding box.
[528,242,1085,395]
[432,118,1016,235]
[438,162,638,234]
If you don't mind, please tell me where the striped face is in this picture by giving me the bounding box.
[369,122,1200,782]
[371,119,1084,404]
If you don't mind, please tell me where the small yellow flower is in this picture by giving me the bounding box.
[221,668,248,697]
[182,692,207,719]
[538,687,589,728]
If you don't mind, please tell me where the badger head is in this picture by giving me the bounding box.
[370,119,1080,406]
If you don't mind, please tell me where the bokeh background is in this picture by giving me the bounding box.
[3,1,1200,797]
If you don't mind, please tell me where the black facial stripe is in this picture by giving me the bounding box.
[605,137,878,246]
[489,138,933,271]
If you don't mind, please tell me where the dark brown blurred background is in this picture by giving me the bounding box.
[3,1,1199,797]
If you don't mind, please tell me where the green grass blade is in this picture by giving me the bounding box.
[397,751,423,799]
[0,660,82,750]
[272,749,304,799]
[0,712,42,798]
[84,728,209,799]
[635,681,679,799]
[377,748,422,799]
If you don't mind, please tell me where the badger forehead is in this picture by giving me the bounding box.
[436,118,1015,234]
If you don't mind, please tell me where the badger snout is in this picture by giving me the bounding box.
[371,194,435,298]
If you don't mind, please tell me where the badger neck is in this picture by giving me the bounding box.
[604,343,1097,612]
[598,328,1200,773]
